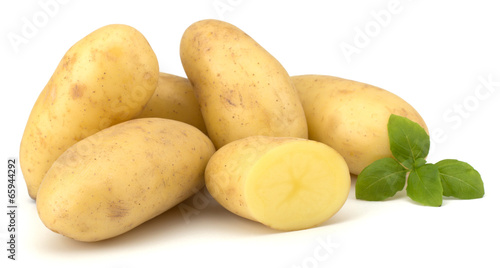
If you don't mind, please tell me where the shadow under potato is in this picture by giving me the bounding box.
[38,180,362,252]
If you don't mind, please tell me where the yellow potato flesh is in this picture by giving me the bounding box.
[205,136,350,231]
[247,141,351,231]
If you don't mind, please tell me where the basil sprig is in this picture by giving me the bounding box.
[355,114,484,206]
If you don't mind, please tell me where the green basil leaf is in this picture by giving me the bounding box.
[407,164,442,207]
[356,158,408,201]
[413,158,427,169]
[436,159,484,199]
[388,114,430,169]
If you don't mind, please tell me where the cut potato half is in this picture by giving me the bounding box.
[205,136,350,231]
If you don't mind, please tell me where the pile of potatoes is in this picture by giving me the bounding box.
[20,19,427,242]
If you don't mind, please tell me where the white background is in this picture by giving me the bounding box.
[1,0,500,267]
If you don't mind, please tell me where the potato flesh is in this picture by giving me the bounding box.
[246,141,350,231]
[206,136,350,231]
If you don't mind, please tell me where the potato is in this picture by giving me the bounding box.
[20,24,159,199]
[292,75,428,175]
[134,72,207,134]
[36,118,215,242]
[205,136,350,231]
[180,19,308,149]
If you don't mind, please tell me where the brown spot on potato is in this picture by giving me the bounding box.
[71,83,86,99]
[226,97,236,106]
[105,46,123,62]
[62,53,77,71]
[338,89,355,94]
[107,200,129,218]
[391,107,409,117]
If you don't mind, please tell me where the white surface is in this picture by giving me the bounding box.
[1,0,499,267]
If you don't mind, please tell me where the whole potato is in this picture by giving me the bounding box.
[292,75,428,175]
[20,24,159,199]
[205,136,350,231]
[180,19,308,149]
[135,72,207,134]
[36,118,215,242]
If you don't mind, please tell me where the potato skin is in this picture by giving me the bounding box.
[20,24,159,199]
[180,19,308,148]
[36,118,215,242]
[135,72,207,134]
[205,135,351,231]
[205,136,296,220]
[292,75,428,175]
